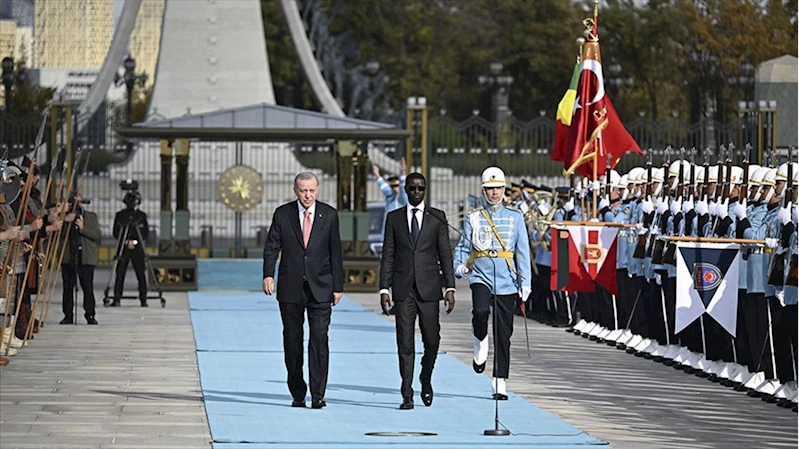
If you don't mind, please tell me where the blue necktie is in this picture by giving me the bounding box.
[411,208,420,244]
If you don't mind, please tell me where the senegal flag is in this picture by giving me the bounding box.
[551,61,580,163]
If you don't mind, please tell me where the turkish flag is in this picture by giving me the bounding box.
[562,39,642,178]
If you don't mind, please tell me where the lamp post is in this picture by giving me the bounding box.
[115,55,148,125]
[478,62,513,161]
[2,57,16,113]
[405,96,428,180]
[728,60,756,160]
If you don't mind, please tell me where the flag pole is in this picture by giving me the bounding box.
[592,139,598,219]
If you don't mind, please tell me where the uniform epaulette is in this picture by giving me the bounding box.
[506,206,524,215]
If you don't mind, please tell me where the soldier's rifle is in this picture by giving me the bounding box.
[648,146,671,262]
[632,148,653,258]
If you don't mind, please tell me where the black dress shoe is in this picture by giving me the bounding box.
[110,300,121,307]
[103,299,110,307]
[59,317,74,325]
[473,360,485,373]
[492,393,508,401]
[421,384,433,407]
[291,400,306,408]
[399,398,414,410]
[86,317,98,325]
[140,301,149,307]
[311,399,326,409]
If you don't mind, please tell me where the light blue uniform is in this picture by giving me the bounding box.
[742,203,768,293]
[454,201,532,295]
[763,204,783,299]
[628,199,645,277]
[377,175,407,235]
[613,201,632,270]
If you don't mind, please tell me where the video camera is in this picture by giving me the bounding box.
[120,179,141,209]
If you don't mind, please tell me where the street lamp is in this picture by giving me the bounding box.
[478,62,514,161]
[2,57,16,113]
[114,55,148,125]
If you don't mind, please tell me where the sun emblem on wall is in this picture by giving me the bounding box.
[218,165,263,212]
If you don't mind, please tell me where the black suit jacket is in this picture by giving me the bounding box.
[263,201,344,303]
[379,206,456,303]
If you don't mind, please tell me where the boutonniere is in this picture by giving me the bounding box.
[318,213,323,219]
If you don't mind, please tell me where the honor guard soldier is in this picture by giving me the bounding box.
[453,166,532,400]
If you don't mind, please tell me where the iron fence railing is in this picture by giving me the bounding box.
[0,110,780,257]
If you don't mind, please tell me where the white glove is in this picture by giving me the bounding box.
[732,200,747,220]
[765,238,779,249]
[717,199,729,220]
[564,197,575,212]
[695,199,708,216]
[591,180,601,191]
[709,201,719,217]
[455,264,469,278]
[578,188,587,199]
[793,205,798,224]
[779,202,792,225]
[641,199,654,214]
[656,197,669,214]
[519,286,532,302]
[655,273,662,286]
[598,197,610,211]
[682,195,693,214]
[670,197,681,215]
[636,223,646,235]
[538,201,552,216]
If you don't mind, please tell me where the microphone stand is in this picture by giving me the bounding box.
[426,209,516,436]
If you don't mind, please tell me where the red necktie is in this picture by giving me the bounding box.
[303,210,312,248]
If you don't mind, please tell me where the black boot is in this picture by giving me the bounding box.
[110,299,121,307]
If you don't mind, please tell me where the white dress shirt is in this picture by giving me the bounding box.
[407,202,425,231]
[298,201,316,232]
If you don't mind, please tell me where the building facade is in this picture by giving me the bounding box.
[33,0,113,68]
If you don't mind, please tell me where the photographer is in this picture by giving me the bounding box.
[59,192,100,325]
[111,184,149,307]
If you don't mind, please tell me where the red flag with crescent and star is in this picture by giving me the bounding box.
[562,14,642,178]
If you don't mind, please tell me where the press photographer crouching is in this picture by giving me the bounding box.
[58,192,101,325]
[111,180,149,307]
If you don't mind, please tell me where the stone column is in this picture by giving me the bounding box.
[174,138,190,255]
[159,139,173,254]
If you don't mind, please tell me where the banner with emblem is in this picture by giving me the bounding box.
[675,242,740,336]
[550,224,619,294]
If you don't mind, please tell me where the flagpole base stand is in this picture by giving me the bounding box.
[484,429,510,436]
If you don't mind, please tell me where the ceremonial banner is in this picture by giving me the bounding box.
[675,242,740,336]
[561,14,642,177]
[550,225,619,294]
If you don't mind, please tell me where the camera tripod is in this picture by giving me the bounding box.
[102,223,165,307]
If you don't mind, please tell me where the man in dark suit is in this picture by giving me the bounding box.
[379,172,456,410]
[263,172,344,410]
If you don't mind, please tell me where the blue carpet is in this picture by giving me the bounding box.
[189,290,607,448]
[198,259,264,291]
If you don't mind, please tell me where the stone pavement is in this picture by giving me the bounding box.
[1,268,796,448]
[348,278,798,449]
[0,269,211,449]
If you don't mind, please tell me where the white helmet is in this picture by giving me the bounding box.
[694,166,705,184]
[668,160,690,178]
[747,164,762,185]
[763,168,778,202]
[751,167,769,201]
[776,162,799,183]
[481,166,506,188]
[652,168,665,183]
[619,174,629,187]
[729,166,744,185]
[707,166,720,183]
[628,167,645,185]
[608,169,621,189]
